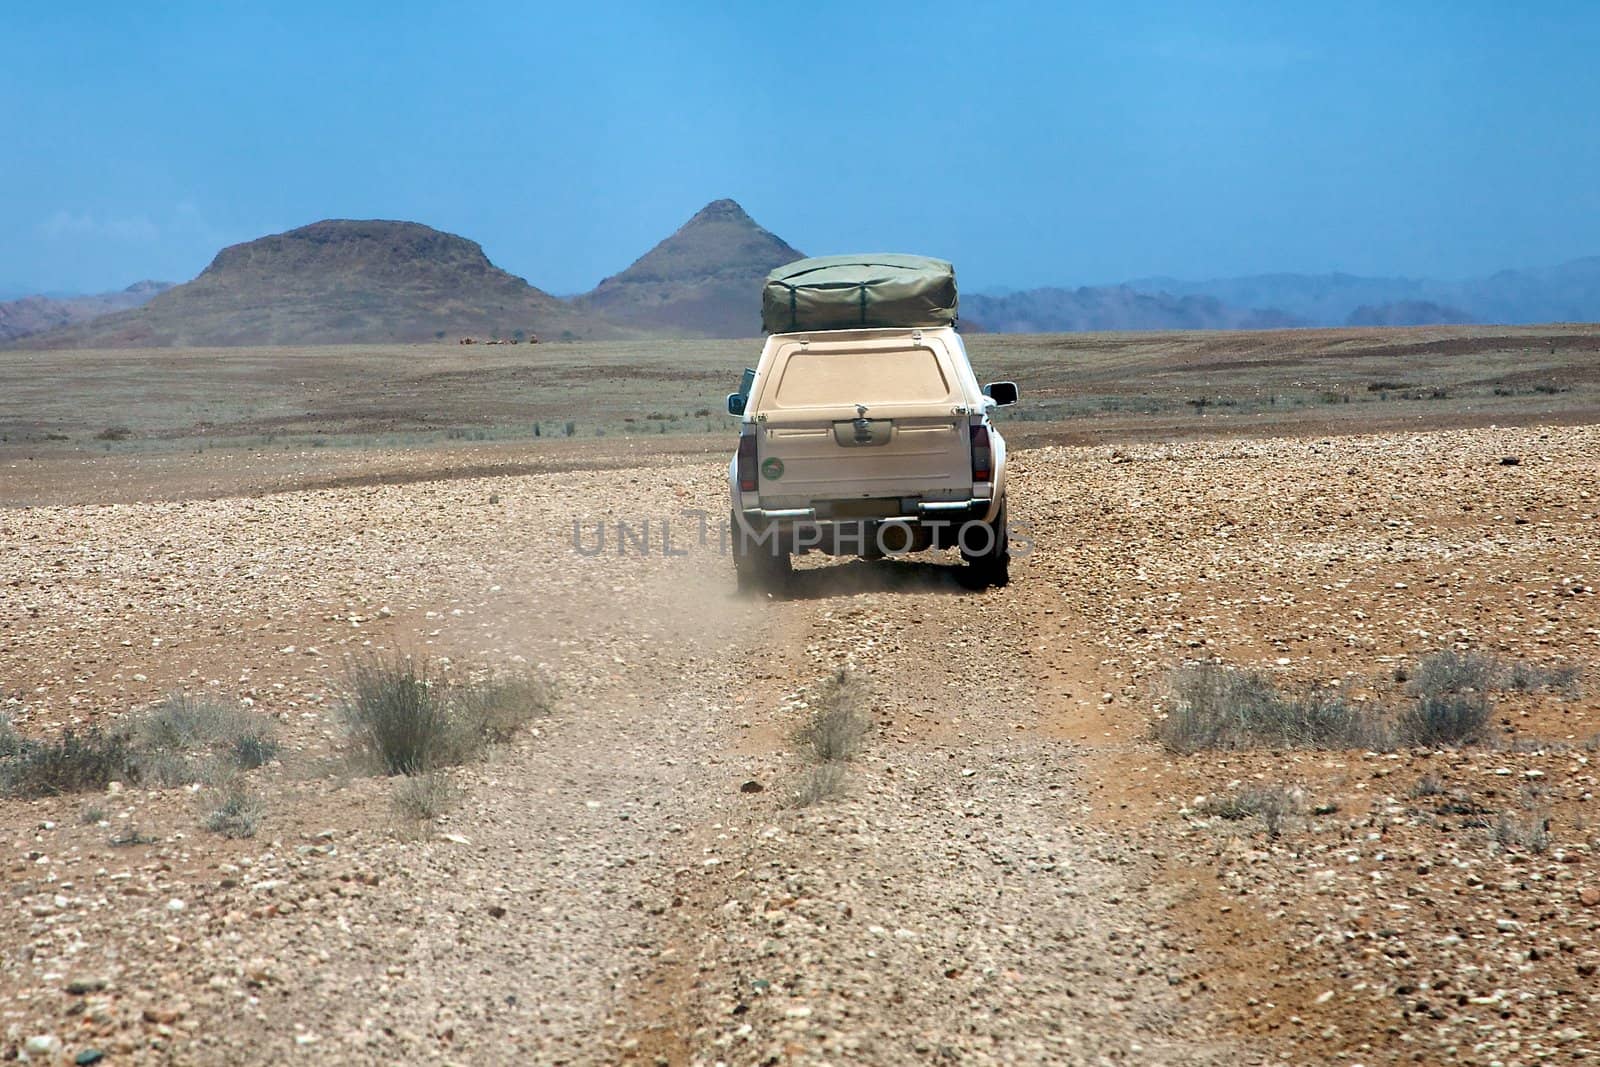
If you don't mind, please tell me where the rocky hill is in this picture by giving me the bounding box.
[13,221,604,348]
[0,281,171,344]
[574,199,803,337]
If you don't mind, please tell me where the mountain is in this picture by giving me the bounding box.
[1126,272,1426,325]
[0,281,172,343]
[1122,259,1600,327]
[573,199,803,337]
[1452,257,1600,324]
[13,220,605,348]
[1346,300,1474,327]
[963,285,1304,333]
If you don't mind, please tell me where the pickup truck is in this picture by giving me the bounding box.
[725,324,1018,591]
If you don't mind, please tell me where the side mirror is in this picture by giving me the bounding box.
[726,393,747,416]
[983,381,1019,407]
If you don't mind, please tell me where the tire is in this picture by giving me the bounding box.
[732,511,792,594]
[960,499,1010,588]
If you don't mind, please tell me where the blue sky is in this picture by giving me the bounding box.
[4,1,1599,295]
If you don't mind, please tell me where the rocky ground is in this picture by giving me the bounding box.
[1,423,1596,1065]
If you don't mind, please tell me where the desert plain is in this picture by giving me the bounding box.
[1,325,1598,1065]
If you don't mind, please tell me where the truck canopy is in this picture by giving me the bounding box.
[762,254,957,333]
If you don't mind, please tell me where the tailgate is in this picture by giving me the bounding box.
[756,414,971,507]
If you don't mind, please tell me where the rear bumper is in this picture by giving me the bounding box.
[735,498,999,557]
[740,498,992,526]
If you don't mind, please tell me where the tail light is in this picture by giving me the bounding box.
[737,432,758,491]
[970,424,992,483]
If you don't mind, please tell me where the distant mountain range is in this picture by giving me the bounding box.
[0,281,171,344]
[6,201,1600,347]
[961,286,1301,333]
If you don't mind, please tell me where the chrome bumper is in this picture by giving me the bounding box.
[741,499,989,525]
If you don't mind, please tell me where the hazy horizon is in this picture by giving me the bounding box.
[5,2,1599,296]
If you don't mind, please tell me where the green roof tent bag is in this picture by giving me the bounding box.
[762,254,958,333]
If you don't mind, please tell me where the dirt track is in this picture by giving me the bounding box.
[3,424,1598,1064]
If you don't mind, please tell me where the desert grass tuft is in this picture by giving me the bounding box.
[1397,651,1493,747]
[1493,809,1551,854]
[0,728,136,798]
[1156,649,1546,755]
[341,654,551,776]
[789,670,872,807]
[1407,650,1498,699]
[1195,784,1300,838]
[203,778,264,839]
[127,692,278,784]
[1155,665,1389,753]
[794,669,872,764]
[391,771,459,824]
[793,763,849,808]
[342,656,451,775]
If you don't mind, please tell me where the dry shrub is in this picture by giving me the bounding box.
[128,692,278,784]
[1156,665,1388,753]
[1195,784,1300,838]
[204,778,264,839]
[0,728,135,798]
[341,655,551,776]
[454,673,554,744]
[794,670,872,763]
[1157,649,1546,755]
[391,771,459,824]
[788,670,872,807]
[793,763,849,808]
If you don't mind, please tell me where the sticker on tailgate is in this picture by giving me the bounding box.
[761,457,785,481]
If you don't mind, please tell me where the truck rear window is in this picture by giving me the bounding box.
[770,347,952,407]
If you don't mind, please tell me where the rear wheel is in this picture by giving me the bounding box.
[960,499,1010,587]
[732,511,792,594]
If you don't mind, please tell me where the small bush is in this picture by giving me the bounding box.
[204,779,264,839]
[94,425,133,441]
[342,657,453,775]
[0,715,19,760]
[391,771,458,823]
[1155,666,1388,753]
[127,693,276,784]
[794,670,872,763]
[81,805,108,825]
[792,763,848,808]
[341,656,550,776]
[1408,650,1498,699]
[1398,651,1494,747]
[231,732,280,770]
[1195,785,1299,838]
[1507,660,1582,698]
[1493,810,1550,854]
[1396,692,1490,747]
[1,728,136,798]
[454,674,554,744]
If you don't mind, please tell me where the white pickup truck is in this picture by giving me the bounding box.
[725,324,1018,591]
